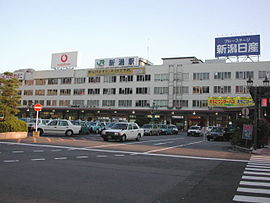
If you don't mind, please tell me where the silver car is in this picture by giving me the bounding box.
[37,119,81,136]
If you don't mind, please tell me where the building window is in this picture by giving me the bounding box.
[193,72,209,80]
[48,78,58,85]
[103,88,116,95]
[24,90,33,96]
[153,100,168,107]
[173,86,189,95]
[59,100,70,106]
[136,87,149,94]
[154,74,169,81]
[35,90,45,96]
[214,86,231,94]
[119,88,133,94]
[192,86,209,94]
[192,100,208,108]
[173,100,188,108]
[47,89,58,96]
[34,100,44,105]
[174,73,189,81]
[102,100,115,107]
[73,100,84,107]
[60,89,71,95]
[74,77,86,84]
[88,76,100,83]
[25,80,34,86]
[118,100,132,107]
[236,71,254,79]
[154,87,169,94]
[46,100,57,106]
[88,88,100,95]
[235,86,249,94]
[87,100,99,107]
[104,75,117,83]
[120,75,133,82]
[137,75,151,82]
[35,79,46,85]
[74,89,85,95]
[135,100,150,107]
[18,90,22,95]
[214,72,231,80]
[258,71,270,79]
[60,77,72,84]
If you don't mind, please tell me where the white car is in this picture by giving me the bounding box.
[187,126,202,136]
[101,122,144,142]
[37,119,81,136]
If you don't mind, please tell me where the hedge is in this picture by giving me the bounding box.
[0,117,28,133]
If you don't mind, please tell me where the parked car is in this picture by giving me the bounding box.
[223,127,236,141]
[88,121,106,134]
[141,124,160,136]
[37,119,81,136]
[187,126,202,136]
[99,122,115,134]
[158,124,170,135]
[168,125,179,135]
[71,120,89,135]
[101,122,144,142]
[206,127,224,141]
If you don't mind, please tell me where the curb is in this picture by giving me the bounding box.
[0,132,28,140]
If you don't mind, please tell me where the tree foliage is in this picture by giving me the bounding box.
[0,72,21,120]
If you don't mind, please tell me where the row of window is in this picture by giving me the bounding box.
[23,71,270,86]
[21,85,249,96]
[22,99,207,108]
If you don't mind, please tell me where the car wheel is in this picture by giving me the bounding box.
[37,129,43,136]
[136,134,141,141]
[121,135,126,142]
[65,130,73,137]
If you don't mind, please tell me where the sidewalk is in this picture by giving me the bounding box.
[252,146,270,155]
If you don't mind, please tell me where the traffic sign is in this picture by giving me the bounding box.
[34,104,43,112]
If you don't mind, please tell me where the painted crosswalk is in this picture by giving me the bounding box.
[233,155,270,202]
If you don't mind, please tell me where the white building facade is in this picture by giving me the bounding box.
[15,56,270,129]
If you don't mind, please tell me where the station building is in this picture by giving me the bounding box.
[13,56,270,129]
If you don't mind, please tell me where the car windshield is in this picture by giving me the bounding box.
[111,123,128,130]
[159,125,166,128]
[142,124,152,128]
[190,126,200,130]
[212,127,223,132]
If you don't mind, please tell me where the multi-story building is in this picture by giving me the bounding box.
[13,56,270,129]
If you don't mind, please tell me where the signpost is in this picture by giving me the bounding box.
[33,104,42,135]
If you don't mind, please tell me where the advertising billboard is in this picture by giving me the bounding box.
[88,67,145,77]
[208,97,254,107]
[51,51,78,69]
[215,35,260,57]
[95,56,139,68]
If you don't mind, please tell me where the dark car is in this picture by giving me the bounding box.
[158,124,170,135]
[206,127,224,141]
[223,127,236,141]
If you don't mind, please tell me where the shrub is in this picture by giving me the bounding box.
[0,117,27,133]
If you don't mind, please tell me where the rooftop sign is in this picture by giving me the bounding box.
[215,35,260,57]
[95,56,139,68]
[51,51,78,69]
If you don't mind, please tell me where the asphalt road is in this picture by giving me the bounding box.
[0,133,250,203]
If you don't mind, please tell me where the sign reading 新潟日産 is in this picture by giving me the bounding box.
[208,97,254,107]
[88,67,145,77]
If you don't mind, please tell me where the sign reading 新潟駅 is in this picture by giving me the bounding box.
[215,35,260,57]
[51,51,78,69]
[88,67,145,77]
[95,57,139,68]
[208,97,254,107]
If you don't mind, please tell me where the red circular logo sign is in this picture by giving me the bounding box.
[34,104,43,112]
[60,54,68,63]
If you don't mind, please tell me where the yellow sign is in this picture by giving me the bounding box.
[88,67,145,76]
[208,97,254,107]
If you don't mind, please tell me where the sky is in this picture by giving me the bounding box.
[0,0,270,72]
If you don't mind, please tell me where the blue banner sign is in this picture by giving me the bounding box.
[215,35,260,57]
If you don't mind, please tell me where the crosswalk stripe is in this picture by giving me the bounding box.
[247,164,270,169]
[237,187,270,195]
[233,195,270,203]
[244,171,270,176]
[240,181,270,187]
[242,175,270,181]
[245,167,270,172]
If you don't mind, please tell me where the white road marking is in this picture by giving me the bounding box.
[96,155,108,158]
[247,164,270,169]
[51,149,62,152]
[12,151,24,153]
[248,162,270,166]
[76,156,88,159]
[233,195,270,203]
[0,141,249,163]
[237,187,270,195]
[114,154,125,157]
[245,167,270,172]
[240,181,270,187]
[3,160,19,163]
[31,158,45,161]
[153,142,173,146]
[244,171,270,176]
[33,150,44,153]
[242,175,270,181]
[54,157,67,160]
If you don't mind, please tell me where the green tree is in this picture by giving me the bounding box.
[0,72,20,120]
